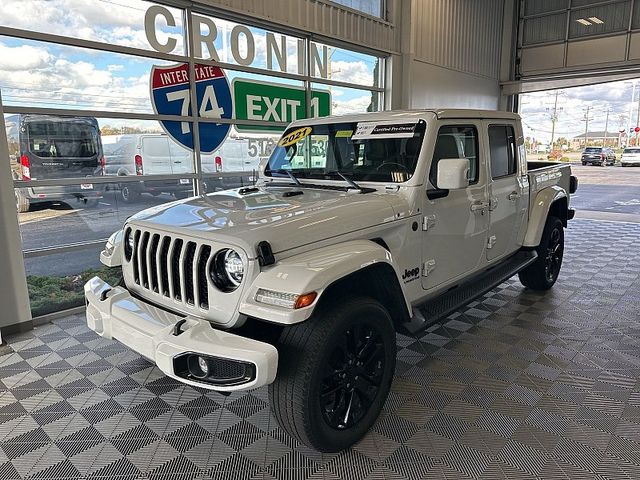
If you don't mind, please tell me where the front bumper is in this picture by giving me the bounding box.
[84,276,278,391]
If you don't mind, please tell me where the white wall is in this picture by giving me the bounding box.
[408,61,501,110]
[390,0,509,111]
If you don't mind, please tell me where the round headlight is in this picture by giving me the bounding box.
[209,249,245,292]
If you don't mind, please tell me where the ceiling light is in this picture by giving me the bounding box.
[588,17,604,24]
[576,18,592,26]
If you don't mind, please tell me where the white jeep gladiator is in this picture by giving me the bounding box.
[85,109,577,452]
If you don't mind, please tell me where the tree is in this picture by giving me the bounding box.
[100,125,161,135]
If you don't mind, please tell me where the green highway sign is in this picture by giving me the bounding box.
[233,79,331,132]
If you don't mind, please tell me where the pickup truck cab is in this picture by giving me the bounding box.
[85,109,577,452]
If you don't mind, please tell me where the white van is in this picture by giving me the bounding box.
[102,133,193,202]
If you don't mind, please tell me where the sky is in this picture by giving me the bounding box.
[0,0,379,130]
[520,80,640,144]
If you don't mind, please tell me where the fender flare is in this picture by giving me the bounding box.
[523,186,567,247]
[238,239,410,325]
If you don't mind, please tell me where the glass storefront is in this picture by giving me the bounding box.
[0,0,386,317]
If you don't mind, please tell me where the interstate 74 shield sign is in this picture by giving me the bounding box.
[150,63,232,154]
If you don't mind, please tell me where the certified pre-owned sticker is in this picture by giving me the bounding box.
[278,127,312,147]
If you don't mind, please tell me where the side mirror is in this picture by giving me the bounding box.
[437,158,469,190]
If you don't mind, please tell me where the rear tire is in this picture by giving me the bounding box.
[15,190,30,213]
[174,190,190,200]
[269,296,396,452]
[120,184,140,203]
[519,216,564,291]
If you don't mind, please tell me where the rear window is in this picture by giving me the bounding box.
[623,148,640,154]
[584,147,602,153]
[27,121,99,159]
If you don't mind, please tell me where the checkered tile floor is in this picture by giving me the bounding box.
[1,219,639,479]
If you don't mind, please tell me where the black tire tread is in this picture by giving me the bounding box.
[518,215,563,290]
[268,296,392,451]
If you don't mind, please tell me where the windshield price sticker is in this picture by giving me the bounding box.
[278,127,312,147]
[353,121,419,140]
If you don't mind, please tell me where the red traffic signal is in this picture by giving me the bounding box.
[635,127,640,133]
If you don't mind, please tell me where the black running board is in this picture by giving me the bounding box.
[405,250,538,335]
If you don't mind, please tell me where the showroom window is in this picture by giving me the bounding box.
[0,0,386,317]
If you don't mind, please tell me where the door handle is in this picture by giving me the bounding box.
[508,191,520,201]
[470,201,490,211]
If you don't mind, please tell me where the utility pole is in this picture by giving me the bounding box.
[604,108,610,147]
[583,106,592,148]
[546,91,562,148]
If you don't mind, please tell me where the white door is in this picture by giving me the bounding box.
[485,123,526,261]
[422,123,489,290]
[141,136,172,175]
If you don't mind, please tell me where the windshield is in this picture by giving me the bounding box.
[27,121,99,159]
[623,148,640,154]
[584,147,602,153]
[265,120,426,183]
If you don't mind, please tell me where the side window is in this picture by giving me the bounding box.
[488,125,517,179]
[429,125,479,188]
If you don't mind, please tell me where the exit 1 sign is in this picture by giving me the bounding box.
[233,79,331,132]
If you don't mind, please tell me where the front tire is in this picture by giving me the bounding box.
[269,297,396,452]
[519,216,564,290]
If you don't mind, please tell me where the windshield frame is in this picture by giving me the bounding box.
[264,119,427,185]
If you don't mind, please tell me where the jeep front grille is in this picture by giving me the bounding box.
[126,227,212,310]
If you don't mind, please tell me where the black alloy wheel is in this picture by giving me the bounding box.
[518,215,564,290]
[320,322,385,430]
[544,225,564,284]
[269,296,396,452]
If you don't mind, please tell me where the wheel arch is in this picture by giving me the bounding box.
[523,186,567,248]
[239,239,411,328]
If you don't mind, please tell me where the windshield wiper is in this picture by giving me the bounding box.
[271,169,303,187]
[327,170,373,194]
[285,169,302,187]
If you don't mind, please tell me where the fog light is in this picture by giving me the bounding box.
[255,289,317,309]
[198,356,209,376]
[187,355,209,379]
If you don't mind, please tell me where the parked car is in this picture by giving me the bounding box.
[86,109,577,452]
[620,147,640,166]
[581,146,615,166]
[6,114,104,212]
[102,133,193,202]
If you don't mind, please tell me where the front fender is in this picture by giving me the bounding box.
[523,186,566,247]
[239,240,408,325]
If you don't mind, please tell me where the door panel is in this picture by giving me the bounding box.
[142,136,172,174]
[422,124,489,290]
[485,124,526,261]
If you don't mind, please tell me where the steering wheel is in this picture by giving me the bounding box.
[376,162,409,172]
